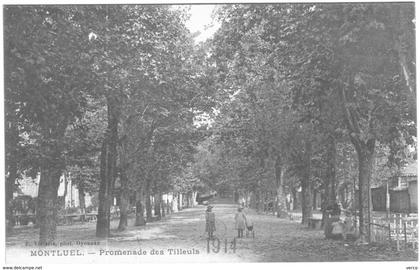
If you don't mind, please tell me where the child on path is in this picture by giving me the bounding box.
[235,206,247,238]
[205,205,216,239]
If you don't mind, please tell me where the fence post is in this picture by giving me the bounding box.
[404,221,407,247]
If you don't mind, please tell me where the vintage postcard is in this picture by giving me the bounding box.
[2,1,418,269]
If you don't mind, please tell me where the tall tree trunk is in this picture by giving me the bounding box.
[6,158,17,230]
[185,192,189,208]
[166,198,171,215]
[37,123,66,244]
[154,194,161,220]
[321,190,327,226]
[341,72,376,241]
[161,194,166,218]
[135,189,146,226]
[5,103,19,230]
[255,189,260,211]
[78,181,86,222]
[118,169,130,231]
[301,140,313,225]
[145,181,153,221]
[312,188,317,210]
[96,141,110,236]
[234,190,239,204]
[292,188,298,210]
[272,191,276,216]
[245,191,249,207]
[353,138,375,242]
[177,193,182,211]
[38,165,62,244]
[275,157,288,218]
[96,98,119,238]
[322,136,337,226]
[62,172,69,209]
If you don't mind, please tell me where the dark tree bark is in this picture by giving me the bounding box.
[166,199,171,215]
[96,141,110,236]
[63,172,68,207]
[275,156,288,218]
[340,74,376,241]
[353,138,375,242]
[134,189,146,226]
[38,164,63,244]
[312,188,317,210]
[145,183,153,221]
[154,194,161,220]
[37,121,67,244]
[188,191,193,208]
[322,136,337,227]
[234,190,239,204]
[292,188,298,210]
[177,193,182,211]
[96,97,119,238]
[255,189,261,212]
[117,169,130,231]
[301,140,313,225]
[160,194,165,218]
[5,115,19,230]
[272,191,276,216]
[78,181,86,222]
[6,159,17,230]
[96,141,112,237]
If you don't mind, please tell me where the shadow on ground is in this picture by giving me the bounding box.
[5,202,418,263]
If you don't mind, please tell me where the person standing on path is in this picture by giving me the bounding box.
[235,206,247,238]
[205,205,216,239]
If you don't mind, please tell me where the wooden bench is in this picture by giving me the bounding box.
[63,212,98,225]
[85,213,97,222]
[308,217,322,229]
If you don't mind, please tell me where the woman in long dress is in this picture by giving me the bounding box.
[235,207,247,238]
[205,205,216,239]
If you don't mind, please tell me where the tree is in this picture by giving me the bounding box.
[319,3,415,241]
[209,3,415,234]
[236,3,416,239]
[4,6,95,243]
[72,5,195,236]
[210,5,319,221]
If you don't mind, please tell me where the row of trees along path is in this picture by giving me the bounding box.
[193,3,415,243]
[5,4,416,244]
[5,6,213,243]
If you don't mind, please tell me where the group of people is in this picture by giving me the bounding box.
[205,205,250,239]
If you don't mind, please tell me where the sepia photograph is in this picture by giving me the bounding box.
[3,1,418,267]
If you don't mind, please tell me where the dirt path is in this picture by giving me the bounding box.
[5,203,417,263]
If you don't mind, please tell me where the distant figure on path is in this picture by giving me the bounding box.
[235,206,247,238]
[205,205,216,239]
